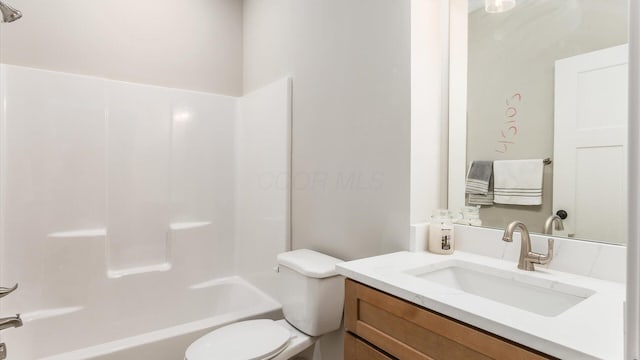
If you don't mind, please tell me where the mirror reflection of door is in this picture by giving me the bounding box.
[553,45,628,243]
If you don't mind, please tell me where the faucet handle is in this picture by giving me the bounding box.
[0,284,17,299]
[536,239,554,265]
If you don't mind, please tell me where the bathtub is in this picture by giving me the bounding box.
[6,277,281,360]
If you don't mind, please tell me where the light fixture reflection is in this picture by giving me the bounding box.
[173,110,192,123]
[485,0,516,13]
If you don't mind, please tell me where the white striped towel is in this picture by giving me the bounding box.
[493,159,544,205]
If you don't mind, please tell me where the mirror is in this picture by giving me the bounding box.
[448,0,628,244]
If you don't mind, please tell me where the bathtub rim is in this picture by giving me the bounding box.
[37,276,282,360]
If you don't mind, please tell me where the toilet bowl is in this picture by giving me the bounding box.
[185,249,344,360]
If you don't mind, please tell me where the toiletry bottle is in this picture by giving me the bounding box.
[428,209,455,255]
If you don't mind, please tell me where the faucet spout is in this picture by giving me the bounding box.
[0,314,22,331]
[502,221,535,270]
[503,220,554,271]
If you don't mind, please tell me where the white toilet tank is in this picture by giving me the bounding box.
[276,249,344,337]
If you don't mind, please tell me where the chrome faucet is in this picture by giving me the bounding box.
[544,214,564,234]
[0,283,22,360]
[502,221,554,271]
[0,314,22,331]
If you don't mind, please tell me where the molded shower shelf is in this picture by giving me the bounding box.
[44,222,214,280]
[107,262,172,279]
[21,306,83,322]
[189,276,238,290]
[47,229,107,238]
[169,222,212,231]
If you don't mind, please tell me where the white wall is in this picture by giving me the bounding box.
[410,0,449,224]
[243,0,412,262]
[447,0,469,214]
[243,3,417,360]
[0,0,243,95]
[242,0,292,93]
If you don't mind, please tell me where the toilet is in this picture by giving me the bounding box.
[185,249,344,360]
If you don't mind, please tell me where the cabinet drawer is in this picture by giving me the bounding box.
[345,279,555,360]
[345,332,395,360]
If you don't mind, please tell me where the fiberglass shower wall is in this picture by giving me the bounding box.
[0,64,237,310]
[0,65,291,358]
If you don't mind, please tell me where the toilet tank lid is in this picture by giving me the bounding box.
[277,249,344,278]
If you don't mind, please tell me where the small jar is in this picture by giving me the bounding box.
[428,209,455,255]
[461,206,482,226]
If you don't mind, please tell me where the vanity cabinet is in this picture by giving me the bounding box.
[344,279,556,360]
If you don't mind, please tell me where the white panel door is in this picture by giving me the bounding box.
[554,44,628,243]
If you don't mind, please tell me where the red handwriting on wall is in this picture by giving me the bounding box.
[495,93,522,154]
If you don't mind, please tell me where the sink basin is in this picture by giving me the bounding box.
[405,260,595,317]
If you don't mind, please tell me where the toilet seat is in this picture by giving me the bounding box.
[185,319,291,360]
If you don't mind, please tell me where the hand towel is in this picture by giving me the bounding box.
[465,161,493,195]
[493,159,544,205]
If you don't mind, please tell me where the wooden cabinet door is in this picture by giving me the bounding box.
[345,279,555,360]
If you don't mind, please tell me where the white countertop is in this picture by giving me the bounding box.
[336,250,625,360]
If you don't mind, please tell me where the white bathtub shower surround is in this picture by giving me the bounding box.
[235,78,292,298]
[0,65,292,359]
[107,82,172,270]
